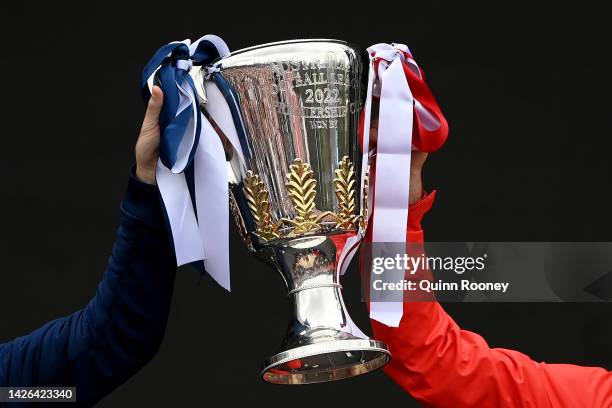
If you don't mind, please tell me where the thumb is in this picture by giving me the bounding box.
[141,85,164,132]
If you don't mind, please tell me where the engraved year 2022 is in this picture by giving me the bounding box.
[304,87,340,105]
[305,87,341,130]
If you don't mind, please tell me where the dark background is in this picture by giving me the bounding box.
[1,1,611,407]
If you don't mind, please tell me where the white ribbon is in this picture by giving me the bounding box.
[366,44,416,327]
[193,118,231,289]
[147,35,244,291]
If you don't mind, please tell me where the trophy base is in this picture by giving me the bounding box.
[261,339,391,384]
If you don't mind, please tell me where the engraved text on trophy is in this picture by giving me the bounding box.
[269,58,360,131]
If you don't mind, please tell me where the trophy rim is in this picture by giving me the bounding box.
[261,339,391,385]
[228,38,350,58]
[211,38,364,70]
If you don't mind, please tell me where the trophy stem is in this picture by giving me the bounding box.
[260,235,390,384]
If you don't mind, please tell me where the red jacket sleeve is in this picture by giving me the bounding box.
[369,191,612,408]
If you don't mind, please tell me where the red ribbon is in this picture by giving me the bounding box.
[359,51,449,153]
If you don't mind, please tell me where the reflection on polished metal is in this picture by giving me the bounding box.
[203,40,390,384]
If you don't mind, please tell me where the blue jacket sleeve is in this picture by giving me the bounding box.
[0,168,177,406]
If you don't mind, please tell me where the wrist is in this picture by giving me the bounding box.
[123,166,164,226]
[136,164,156,185]
[408,190,437,232]
[409,170,423,205]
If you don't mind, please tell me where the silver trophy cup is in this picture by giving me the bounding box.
[199,40,390,384]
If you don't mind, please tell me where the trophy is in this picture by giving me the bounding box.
[198,40,391,384]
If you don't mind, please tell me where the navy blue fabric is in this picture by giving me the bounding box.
[145,43,199,171]
[211,71,252,160]
[140,39,226,172]
[0,168,176,407]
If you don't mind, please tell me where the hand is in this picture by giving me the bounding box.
[369,118,427,204]
[135,86,163,184]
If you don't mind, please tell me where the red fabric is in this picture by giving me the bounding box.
[398,56,448,153]
[358,55,448,153]
[365,192,612,407]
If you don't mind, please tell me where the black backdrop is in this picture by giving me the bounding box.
[1,2,611,407]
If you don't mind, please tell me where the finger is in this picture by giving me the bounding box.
[141,86,164,130]
[369,119,379,148]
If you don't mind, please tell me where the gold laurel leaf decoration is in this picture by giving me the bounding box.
[243,171,280,241]
[286,158,320,234]
[333,156,358,229]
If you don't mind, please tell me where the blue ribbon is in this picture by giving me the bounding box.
[210,71,252,160]
[140,39,228,172]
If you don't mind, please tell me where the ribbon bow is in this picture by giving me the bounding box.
[140,35,242,291]
[359,43,448,327]
[141,35,230,173]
